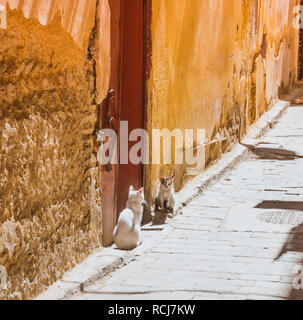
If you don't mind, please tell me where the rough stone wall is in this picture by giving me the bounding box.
[146,0,300,202]
[0,7,102,299]
[0,0,97,48]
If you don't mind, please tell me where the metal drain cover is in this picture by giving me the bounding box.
[223,205,303,233]
[257,211,303,226]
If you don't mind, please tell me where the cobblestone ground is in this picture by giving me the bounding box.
[71,106,303,300]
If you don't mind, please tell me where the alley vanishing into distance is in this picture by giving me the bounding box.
[3,0,303,302]
[70,105,303,300]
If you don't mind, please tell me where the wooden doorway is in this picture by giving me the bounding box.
[101,0,147,246]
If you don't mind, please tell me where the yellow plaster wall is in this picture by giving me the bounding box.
[145,0,300,200]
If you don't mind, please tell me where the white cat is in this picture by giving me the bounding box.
[113,186,144,250]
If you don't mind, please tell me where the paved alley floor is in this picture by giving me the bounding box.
[70,106,303,300]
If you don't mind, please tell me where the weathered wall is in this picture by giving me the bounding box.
[0,0,96,48]
[0,0,111,103]
[146,0,300,202]
[0,2,110,299]
[0,0,301,299]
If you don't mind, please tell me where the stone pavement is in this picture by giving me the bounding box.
[70,106,303,300]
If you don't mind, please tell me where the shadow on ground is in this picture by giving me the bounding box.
[255,201,303,211]
[241,143,303,161]
[152,212,168,225]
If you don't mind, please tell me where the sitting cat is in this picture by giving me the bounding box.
[155,175,175,213]
[113,185,144,250]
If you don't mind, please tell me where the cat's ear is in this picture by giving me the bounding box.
[129,185,134,192]
[170,174,175,180]
[138,187,144,194]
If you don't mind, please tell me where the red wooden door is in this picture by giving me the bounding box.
[101,0,144,246]
[118,0,144,215]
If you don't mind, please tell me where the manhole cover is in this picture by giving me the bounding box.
[257,211,303,225]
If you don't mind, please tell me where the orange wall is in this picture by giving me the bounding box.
[0,1,108,299]
[0,0,111,102]
[145,0,300,199]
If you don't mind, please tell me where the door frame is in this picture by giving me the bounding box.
[100,0,152,246]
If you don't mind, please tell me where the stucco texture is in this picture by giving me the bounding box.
[146,0,300,201]
[0,2,111,299]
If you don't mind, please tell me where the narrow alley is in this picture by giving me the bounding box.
[2,0,303,302]
[70,105,303,300]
